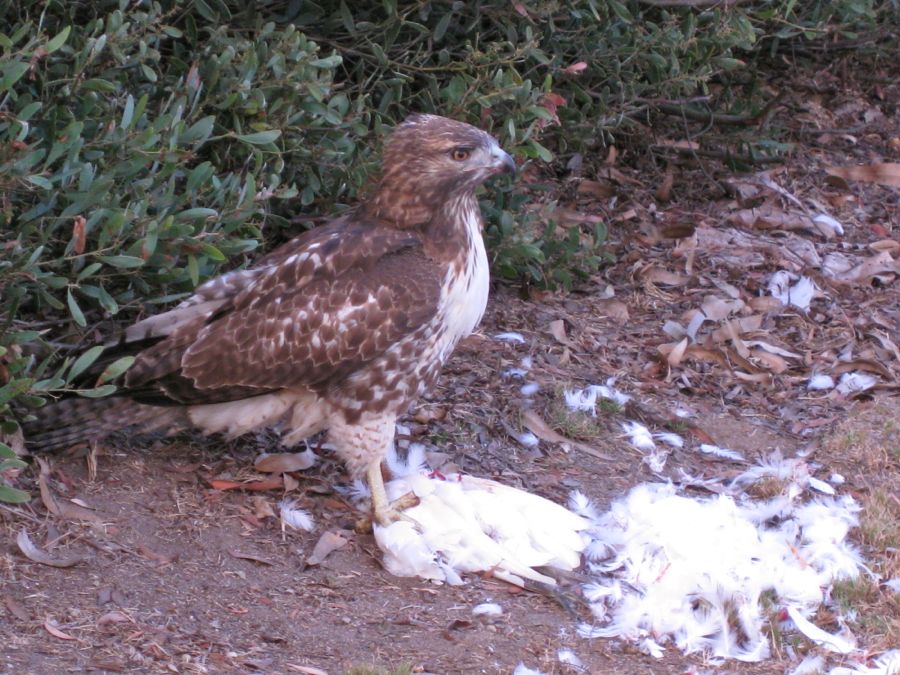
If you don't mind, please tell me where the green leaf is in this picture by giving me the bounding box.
[181,115,215,144]
[68,345,105,382]
[235,129,281,145]
[97,356,134,384]
[26,175,53,189]
[97,255,145,268]
[0,442,19,459]
[81,78,118,93]
[434,13,453,42]
[45,25,71,53]
[0,485,30,504]
[77,384,117,398]
[309,54,342,69]
[0,458,28,471]
[176,207,218,221]
[67,288,86,327]
[121,94,135,129]
[0,61,29,92]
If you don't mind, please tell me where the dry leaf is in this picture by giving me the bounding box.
[36,458,103,523]
[521,409,611,460]
[666,338,689,368]
[548,319,576,347]
[655,165,674,202]
[97,610,132,627]
[595,299,630,324]
[641,266,691,287]
[44,618,77,641]
[826,162,900,188]
[577,179,616,199]
[209,477,284,492]
[16,529,85,568]
[250,496,277,520]
[306,531,349,566]
[255,451,316,474]
[3,595,31,621]
[229,549,276,566]
[286,665,329,675]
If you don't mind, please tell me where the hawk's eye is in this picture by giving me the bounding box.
[450,147,472,161]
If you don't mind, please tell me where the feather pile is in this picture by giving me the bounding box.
[373,446,589,587]
[572,455,865,662]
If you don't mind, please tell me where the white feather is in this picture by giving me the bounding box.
[513,664,546,675]
[494,332,526,343]
[472,602,503,617]
[374,472,589,588]
[279,499,315,532]
[557,648,584,671]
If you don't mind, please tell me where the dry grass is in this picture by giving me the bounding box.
[819,398,900,652]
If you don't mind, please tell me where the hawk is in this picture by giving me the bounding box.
[24,114,515,525]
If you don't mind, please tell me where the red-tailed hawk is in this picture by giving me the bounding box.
[24,114,515,525]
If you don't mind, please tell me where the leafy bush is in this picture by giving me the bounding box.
[0,0,893,474]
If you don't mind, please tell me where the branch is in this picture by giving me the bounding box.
[638,0,753,6]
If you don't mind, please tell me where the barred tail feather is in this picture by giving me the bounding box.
[22,397,186,453]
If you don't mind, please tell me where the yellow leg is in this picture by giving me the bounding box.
[366,460,418,526]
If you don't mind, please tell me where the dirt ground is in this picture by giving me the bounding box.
[2,54,898,675]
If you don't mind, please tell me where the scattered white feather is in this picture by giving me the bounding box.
[513,431,540,447]
[574,476,864,662]
[279,499,315,532]
[836,372,878,395]
[643,449,669,473]
[622,421,655,450]
[520,356,533,370]
[654,432,684,448]
[769,271,818,310]
[830,650,900,675]
[503,367,529,379]
[699,443,745,462]
[813,213,845,237]
[789,654,826,675]
[374,471,589,588]
[808,374,836,390]
[884,578,900,594]
[808,476,837,495]
[785,606,855,654]
[564,381,631,415]
[495,332,526,343]
[520,382,540,396]
[556,648,584,671]
[830,473,846,485]
[513,664,546,675]
[472,602,503,617]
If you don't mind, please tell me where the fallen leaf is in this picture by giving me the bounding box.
[826,162,900,188]
[286,666,329,675]
[36,458,103,523]
[44,618,77,641]
[97,610,133,627]
[135,545,176,565]
[209,476,284,492]
[3,595,30,621]
[655,164,674,202]
[229,549,276,566]
[521,409,611,460]
[255,451,317,474]
[306,530,349,566]
[548,319,576,347]
[16,529,85,568]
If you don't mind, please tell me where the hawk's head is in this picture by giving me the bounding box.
[366,114,515,228]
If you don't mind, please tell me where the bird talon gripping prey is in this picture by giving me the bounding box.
[23,114,515,525]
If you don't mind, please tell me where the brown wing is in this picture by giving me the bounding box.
[124,221,441,404]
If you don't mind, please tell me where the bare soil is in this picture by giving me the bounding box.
[2,54,898,675]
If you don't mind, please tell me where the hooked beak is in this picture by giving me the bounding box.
[489,147,516,176]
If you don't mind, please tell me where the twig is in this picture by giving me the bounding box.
[651,144,786,165]
[653,94,784,127]
[638,0,752,5]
